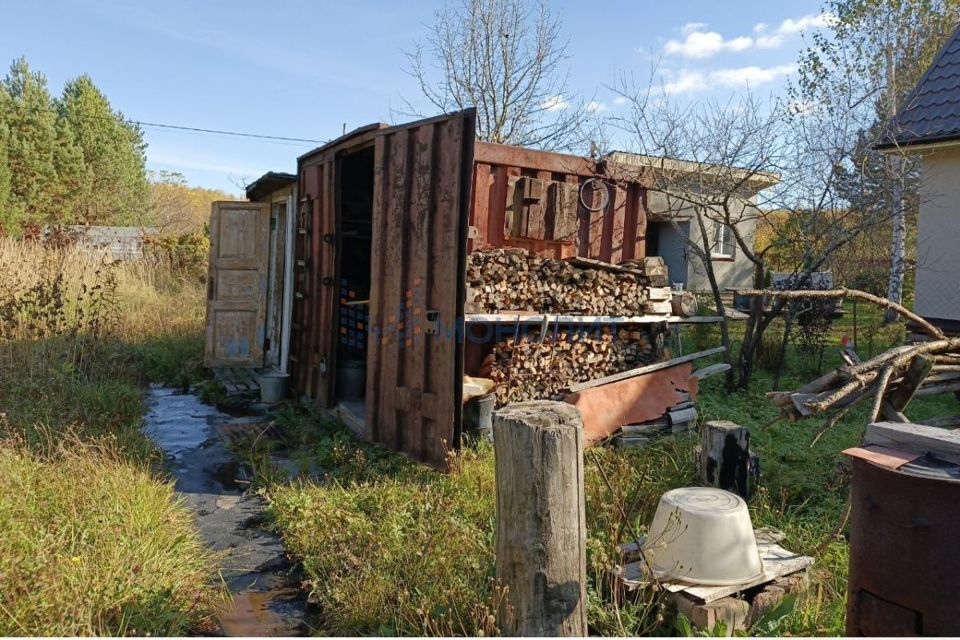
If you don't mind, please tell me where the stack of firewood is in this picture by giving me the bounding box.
[480,327,663,406]
[466,249,672,316]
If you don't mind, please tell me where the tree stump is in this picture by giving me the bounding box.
[698,420,752,499]
[493,401,587,637]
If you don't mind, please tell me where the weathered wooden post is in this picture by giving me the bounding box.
[698,420,752,499]
[493,400,588,637]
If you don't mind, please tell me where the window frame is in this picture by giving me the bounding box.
[711,222,735,260]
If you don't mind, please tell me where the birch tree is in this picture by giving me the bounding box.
[795,0,960,321]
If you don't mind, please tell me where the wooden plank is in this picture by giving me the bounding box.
[365,141,387,439]
[919,415,960,429]
[471,162,492,249]
[376,128,409,450]
[488,165,508,247]
[402,122,435,460]
[565,346,726,394]
[618,540,813,604]
[692,362,731,380]
[606,184,627,263]
[318,158,338,405]
[865,421,960,464]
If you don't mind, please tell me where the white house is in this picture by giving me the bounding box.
[878,24,960,334]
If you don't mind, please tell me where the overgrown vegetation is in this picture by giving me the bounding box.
[0,435,225,636]
[261,299,954,637]
[0,237,222,634]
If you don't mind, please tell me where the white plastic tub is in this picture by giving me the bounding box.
[642,487,763,585]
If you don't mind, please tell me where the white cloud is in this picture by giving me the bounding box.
[541,95,570,111]
[663,70,709,94]
[665,13,834,58]
[664,30,754,59]
[778,12,835,34]
[681,22,709,35]
[754,12,835,49]
[586,101,609,113]
[612,96,628,106]
[709,64,797,86]
[662,64,796,94]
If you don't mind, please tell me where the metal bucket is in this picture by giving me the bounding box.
[259,372,289,404]
[464,392,496,440]
[336,360,366,400]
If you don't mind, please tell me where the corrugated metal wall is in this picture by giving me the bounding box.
[469,141,649,263]
[365,111,475,466]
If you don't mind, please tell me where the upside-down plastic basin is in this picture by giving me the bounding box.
[642,487,763,585]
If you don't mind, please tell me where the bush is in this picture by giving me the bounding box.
[0,436,226,635]
[142,229,210,281]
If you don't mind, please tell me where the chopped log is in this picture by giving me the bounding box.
[698,420,751,499]
[671,290,698,317]
[493,402,587,636]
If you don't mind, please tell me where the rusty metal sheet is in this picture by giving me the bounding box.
[365,110,476,466]
[469,142,648,263]
[842,445,920,470]
[563,362,696,443]
[847,456,960,635]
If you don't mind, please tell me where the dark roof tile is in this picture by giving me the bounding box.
[880,23,960,149]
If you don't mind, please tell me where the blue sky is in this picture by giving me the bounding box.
[5,0,827,194]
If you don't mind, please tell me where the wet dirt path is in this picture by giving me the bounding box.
[142,387,314,636]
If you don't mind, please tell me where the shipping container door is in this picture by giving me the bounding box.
[204,201,271,367]
[366,110,476,466]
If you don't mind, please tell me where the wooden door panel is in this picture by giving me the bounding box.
[204,201,270,368]
[366,110,475,466]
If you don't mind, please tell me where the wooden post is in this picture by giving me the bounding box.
[493,401,587,637]
[698,420,752,499]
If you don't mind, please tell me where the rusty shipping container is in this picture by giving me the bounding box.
[289,109,651,465]
[846,454,960,635]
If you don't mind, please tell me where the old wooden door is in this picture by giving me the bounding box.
[204,201,271,367]
[365,109,476,466]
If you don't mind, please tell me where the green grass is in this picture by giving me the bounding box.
[0,436,226,636]
[0,238,224,635]
[263,298,958,637]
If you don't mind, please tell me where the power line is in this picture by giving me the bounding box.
[129,119,327,145]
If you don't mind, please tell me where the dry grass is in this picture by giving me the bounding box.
[0,237,223,635]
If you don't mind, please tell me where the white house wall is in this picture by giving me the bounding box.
[916,147,960,321]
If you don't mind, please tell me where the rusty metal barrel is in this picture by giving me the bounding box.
[846,452,960,635]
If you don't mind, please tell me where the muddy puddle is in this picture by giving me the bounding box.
[143,386,317,636]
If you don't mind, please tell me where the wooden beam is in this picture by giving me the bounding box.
[865,421,960,465]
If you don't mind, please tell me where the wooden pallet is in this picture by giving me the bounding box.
[615,527,812,633]
[214,368,261,396]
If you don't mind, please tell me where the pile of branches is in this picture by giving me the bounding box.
[750,287,956,425]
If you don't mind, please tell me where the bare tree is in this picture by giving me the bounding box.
[610,70,900,389]
[401,0,596,152]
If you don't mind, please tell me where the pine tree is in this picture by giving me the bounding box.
[0,122,13,229]
[59,74,148,225]
[0,56,87,227]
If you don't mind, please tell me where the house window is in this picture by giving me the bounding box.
[713,223,735,259]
